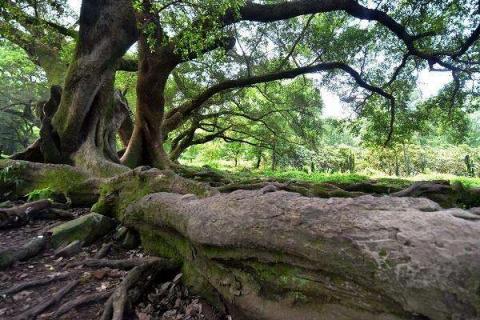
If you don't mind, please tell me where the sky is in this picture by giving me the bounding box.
[67,0,452,119]
[321,70,452,119]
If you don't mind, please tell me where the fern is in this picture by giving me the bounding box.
[26,187,55,201]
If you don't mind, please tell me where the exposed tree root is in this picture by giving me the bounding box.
[14,279,79,320]
[0,272,71,296]
[50,290,113,318]
[218,180,364,198]
[0,200,75,230]
[95,242,113,259]
[176,166,233,186]
[67,258,151,270]
[0,235,49,270]
[54,240,84,258]
[101,258,179,320]
[0,200,52,229]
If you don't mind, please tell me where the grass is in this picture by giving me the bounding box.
[264,170,480,188]
[184,162,480,189]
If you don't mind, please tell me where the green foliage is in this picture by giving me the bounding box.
[26,187,55,201]
[0,40,46,154]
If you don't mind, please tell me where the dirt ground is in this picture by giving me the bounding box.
[0,207,227,320]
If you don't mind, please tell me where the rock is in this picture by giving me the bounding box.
[49,213,116,248]
[123,191,480,320]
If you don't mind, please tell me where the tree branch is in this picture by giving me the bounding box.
[163,61,396,138]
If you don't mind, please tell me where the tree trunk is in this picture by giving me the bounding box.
[121,27,178,170]
[255,152,262,169]
[45,0,137,168]
[271,148,277,171]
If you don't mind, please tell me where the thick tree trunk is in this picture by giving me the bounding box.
[121,32,178,170]
[11,0,137,173]
[45,0,137,166]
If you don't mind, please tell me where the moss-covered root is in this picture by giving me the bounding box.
[49,212,116,248]
[121,191,480,320]
[92,167,217,218]
[0,159,102,206]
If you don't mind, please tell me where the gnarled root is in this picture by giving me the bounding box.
[67,258,150,270]
[50,290,113,319]
[0,272,71,296]
[101,258,179,320]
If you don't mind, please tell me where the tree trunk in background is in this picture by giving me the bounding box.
[36,50,68,87]
[116,90,134,148]
[402,144,411,176]
[255,152,262,169]
[121,19,178,170]
[271,145,277,171]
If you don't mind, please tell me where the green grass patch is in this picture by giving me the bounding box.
[261,170,369,185]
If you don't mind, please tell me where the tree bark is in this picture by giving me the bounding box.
[114,189,480,320]
[45,0,137,168]
[121,17,178,170]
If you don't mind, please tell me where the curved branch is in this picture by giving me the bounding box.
[163,61,396,137]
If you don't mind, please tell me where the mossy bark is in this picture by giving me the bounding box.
[0,159,102,206]
[109,189,480,320]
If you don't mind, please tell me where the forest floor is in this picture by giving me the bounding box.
[0,205,227,320]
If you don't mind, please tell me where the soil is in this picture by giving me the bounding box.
[0,207,227,320]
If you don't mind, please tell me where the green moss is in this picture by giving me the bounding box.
[49,213,116,248]
[139,227,192,264]
[379,248,388,257]
[93,169,212,219]
[181,260,226,310]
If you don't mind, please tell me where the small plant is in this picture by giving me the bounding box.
[26,187,55,201]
